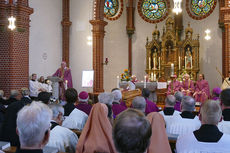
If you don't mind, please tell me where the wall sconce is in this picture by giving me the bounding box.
[8,16,16,30]
[173,0,182,15]
[103,58,109,65]
[205,29,211,40]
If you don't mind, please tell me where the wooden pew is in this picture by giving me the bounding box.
[122,89,142,107]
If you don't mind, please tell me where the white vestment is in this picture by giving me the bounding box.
[46,125,78,153]
[159,110,180,134]
[62,108,88,130]
[128,81,136,90]
[176,132,230,153]
[167,114,201,136]
[29,80,40,97]
[38,82,52,93]
[221,77,230,90]
[218,120,230,134]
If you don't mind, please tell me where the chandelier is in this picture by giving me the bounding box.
[173,0,182,15]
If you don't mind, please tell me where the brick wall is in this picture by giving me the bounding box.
[0,0,33,97]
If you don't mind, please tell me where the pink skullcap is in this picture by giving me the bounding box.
[79,91,89,102]
[212,87,221,95]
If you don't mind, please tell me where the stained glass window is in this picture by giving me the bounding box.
[104,0,119,18]
[141,0,167,20]
[191,0,215,16]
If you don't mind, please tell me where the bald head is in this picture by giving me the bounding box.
[132,96,146,113]
[113,109,151,153]
[165,95,176,107]
[181,96,195,112]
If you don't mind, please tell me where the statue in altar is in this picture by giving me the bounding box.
[185,47,192,69]
[166,45,172,64]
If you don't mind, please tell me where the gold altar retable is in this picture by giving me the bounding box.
[145,17,200,81]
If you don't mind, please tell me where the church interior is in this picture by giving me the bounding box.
[1,0,230,153]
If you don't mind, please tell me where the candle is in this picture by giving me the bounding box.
[191,56,193,69]
[171,63,174,76]
[185,56,187,69]
[151,72,153,81]
[117,76,120,88]
[153,73,156,81]
[144,76,147,88]
[65,80,68,90]
[149,57,151,69]
[153,57,156,69]
[159,57,161,70]
[179,56,181,70]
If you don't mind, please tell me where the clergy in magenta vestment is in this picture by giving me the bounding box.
[111,89,127,118]
[53,61,73,100]
[181,74,194,96]
[193,74,210,103]
[167,75,181,95]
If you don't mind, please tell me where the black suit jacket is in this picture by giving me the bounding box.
[0,97,32,146]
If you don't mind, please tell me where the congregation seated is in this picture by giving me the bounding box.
[146,112,172,153]
[76,103,116,153]
[75,91,92,115]
[0,90,6,129]
[62,88,88,130]
[142,88,159,114]
[211,87,221,101]
[5,89,20,106]
[180,73,194,96]
[167,96,201,135]
[46,104,78,153]
[111,88,127,107]
[176,100,230,153]
[113,109,152,153]
[16,101,52,153]
[111,89,127,118]
[218,89,230,134]
[0,88,32,146]
[132,96,146,114]
[174,91,183,111]
[159,95,180,134]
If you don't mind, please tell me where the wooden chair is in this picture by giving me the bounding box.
[156,76,168,105]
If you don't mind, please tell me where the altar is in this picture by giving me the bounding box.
[145,17,200,81]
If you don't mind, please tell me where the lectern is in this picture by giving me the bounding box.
[47,76,62,100]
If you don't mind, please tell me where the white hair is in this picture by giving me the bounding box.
[0,90,4,98]
[181,96,195,112]
[165,95,176,106]
[112,90,122,103]
[200,100,222,125]
[10,89,19,98]
[48,103,64,119]
[17,101,52,147]
[98,92,114,106]
[132,96,146,113]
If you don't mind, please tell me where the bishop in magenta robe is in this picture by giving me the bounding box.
[167,76,181,95]
[53,61,73,100]
[193,74,210,103]
[181,74,194,96]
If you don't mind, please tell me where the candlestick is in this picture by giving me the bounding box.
[117,76,120,88]
[149,57,151,69]
[159,57,161,70]
[185,56,187,69]
[179,56,181,70]
[65,80,68,90]
[171,63,174,76]
[151,72,153,81]
[144,76,147,88]
[191,56,193,69]
[153,57,156,69]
